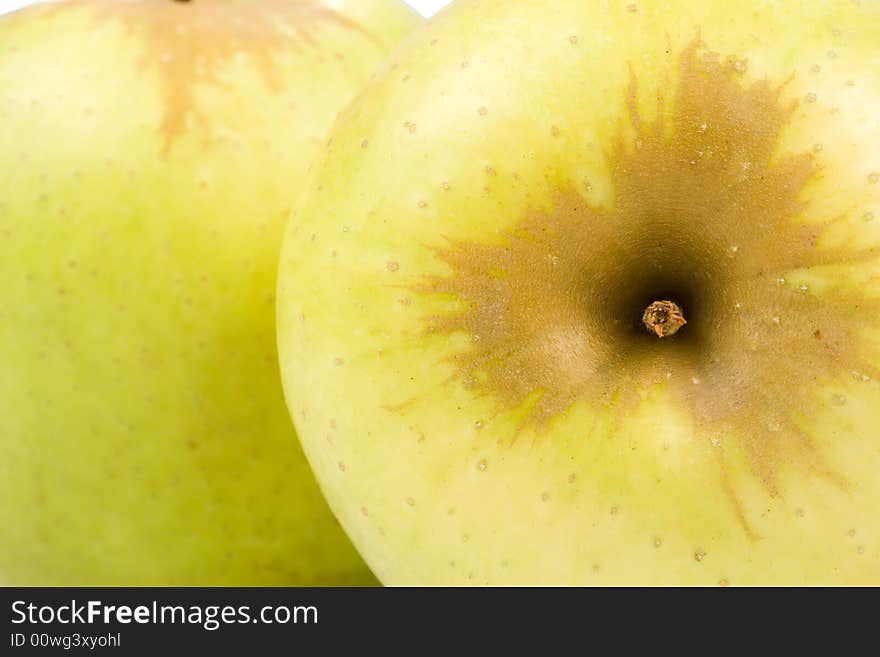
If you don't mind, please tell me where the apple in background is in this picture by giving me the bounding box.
[277,0,880,585]
[0,0,420,585]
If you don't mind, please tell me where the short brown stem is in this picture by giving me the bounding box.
[642,300,687,338]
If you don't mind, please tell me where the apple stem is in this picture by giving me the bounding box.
[642,300,687,338]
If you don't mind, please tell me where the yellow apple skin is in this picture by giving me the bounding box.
[0,0,420,585]
[278,0,880,585]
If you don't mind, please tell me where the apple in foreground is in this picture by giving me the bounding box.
[277,0,880,585]
[0,0,420,585]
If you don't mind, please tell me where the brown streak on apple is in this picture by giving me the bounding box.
[412,38,880,532]
[41,0,380,155]
[380,397,419,413]
[717,447,760,542]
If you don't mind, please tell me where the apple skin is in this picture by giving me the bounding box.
[0,0,420,585]
[277,0,880,585]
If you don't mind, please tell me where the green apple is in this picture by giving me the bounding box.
[277,0,880,585]
[0,0,420,585]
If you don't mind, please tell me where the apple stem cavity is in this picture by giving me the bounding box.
[642,300,687,338]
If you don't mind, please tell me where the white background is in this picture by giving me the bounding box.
[401,0,451,16]
[0,0,453,18]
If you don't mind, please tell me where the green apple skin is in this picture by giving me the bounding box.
[277,0,880,585]
[0,0,420,585]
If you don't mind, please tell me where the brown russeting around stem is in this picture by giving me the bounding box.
[412,37,880,536]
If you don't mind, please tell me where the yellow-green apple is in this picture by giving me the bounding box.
[277,0,880,585]
[0,0,420,585]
